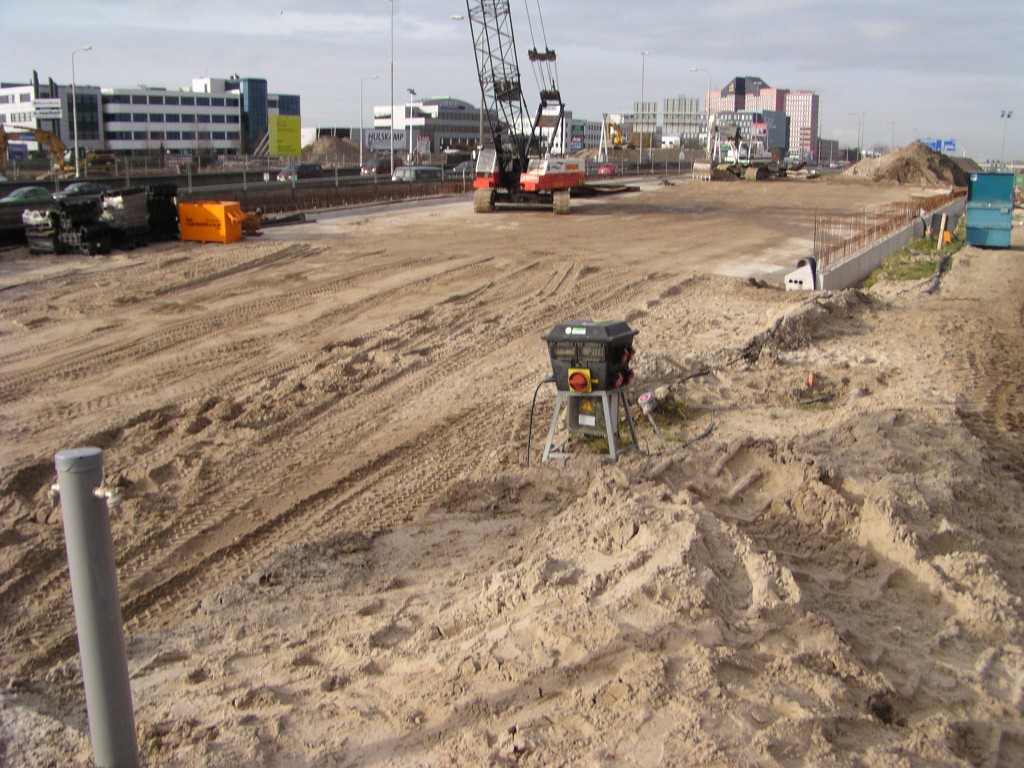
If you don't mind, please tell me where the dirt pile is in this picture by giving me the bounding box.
[302,135,362,164]
[846,141,970,187]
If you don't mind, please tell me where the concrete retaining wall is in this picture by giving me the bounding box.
[819,197,967,290]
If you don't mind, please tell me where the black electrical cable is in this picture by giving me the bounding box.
[525,375,556,467]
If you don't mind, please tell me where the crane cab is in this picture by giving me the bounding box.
[520,157,585,192]
[472,147,501,190]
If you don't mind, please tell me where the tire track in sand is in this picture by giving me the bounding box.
[8,255,661,677]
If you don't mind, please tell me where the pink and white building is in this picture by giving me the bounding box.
[706,76,820,160]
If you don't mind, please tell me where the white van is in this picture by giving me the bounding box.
[392,166,443,182]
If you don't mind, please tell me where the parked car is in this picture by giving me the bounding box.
[0,186,55,234]
[277,163,323,182]
[392,166,443,182]
[1,186,53,204]
[362,158,402,176]
[57,181,109,198]
[450,160,475,176]
[596,163,619,176]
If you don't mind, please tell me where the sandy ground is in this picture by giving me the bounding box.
[1,177,1022,766]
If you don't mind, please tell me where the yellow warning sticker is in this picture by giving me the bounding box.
[580,398,594,413]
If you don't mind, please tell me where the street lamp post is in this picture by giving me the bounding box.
[886,121,895,152]
[359,75,378,169]
[848,111,863,161]
[71,45,92,178]
[1000,110,1013,168]
[388,0,395,177]
[688,66,712,114]
[639,51,649,169]
[689,67,712,151]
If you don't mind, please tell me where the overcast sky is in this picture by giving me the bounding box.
[2,0,1021,161]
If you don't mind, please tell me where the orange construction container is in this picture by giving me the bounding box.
[178,201,244,244]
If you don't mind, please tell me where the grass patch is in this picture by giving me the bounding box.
[557,393,697,456]
[870,248,937,286]
[864,224,964,289]
[654,396,689,425]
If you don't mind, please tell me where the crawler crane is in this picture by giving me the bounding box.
[464,0,584,214]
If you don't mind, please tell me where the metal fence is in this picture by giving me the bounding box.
[177,179,471,214]
[813,189,967,273]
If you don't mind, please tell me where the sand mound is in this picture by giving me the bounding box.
[303,135,362,163]
[2,181,1022,766]
[845,142,969,187]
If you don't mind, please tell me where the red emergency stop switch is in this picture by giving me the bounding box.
[567,368,592,393]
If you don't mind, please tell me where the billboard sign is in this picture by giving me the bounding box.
[367,129,407,151]
[921,138,957,154]
[268,114,301,157]
[569,122,585,153]
[33,98,63,120]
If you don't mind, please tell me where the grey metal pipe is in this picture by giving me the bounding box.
[55,447,139,768]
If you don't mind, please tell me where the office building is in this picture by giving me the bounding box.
[570,119,603,151]
[706,75,820,160]
[369,96,602,156]
[783,90,819,161]
[372,97,488,154]
[0,72,299,159]
[663,96,704,145]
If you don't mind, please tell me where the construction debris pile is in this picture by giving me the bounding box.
[22,184,179,255]
[845,141,973,187]
[303,136,363,166]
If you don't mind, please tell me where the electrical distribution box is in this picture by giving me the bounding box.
[542,319,638,393]
[540,319,641,461]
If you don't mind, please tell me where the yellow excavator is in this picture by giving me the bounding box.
[0,124,75,175]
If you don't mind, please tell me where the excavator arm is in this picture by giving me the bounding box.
[1,124,73,173]
[35,130,72,171]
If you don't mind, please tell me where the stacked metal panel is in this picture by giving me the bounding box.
[57,197,111,255]
[146,184,180,242]
[22,184,179,255]
[101,188,150,249]
[22,208,60,253]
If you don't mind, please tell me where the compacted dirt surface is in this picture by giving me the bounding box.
[1,177,1022,766]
